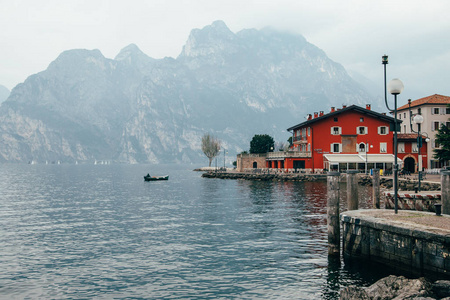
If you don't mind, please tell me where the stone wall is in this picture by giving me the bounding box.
[342,210,450,276]
[236,154,267,172]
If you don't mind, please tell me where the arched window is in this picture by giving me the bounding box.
[252,162,258,168]
[358,143,366,152]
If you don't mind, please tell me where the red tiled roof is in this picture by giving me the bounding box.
[397,133,428,140]
[398,94,450,111]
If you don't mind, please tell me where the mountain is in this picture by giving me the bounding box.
[0,85,9,104]
[0,20,374,164]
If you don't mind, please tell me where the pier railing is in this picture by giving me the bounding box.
[266,151,311,159]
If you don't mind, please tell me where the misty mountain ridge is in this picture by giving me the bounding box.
[0,20,375,164]
[0,85,9,104]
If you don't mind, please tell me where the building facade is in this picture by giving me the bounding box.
[280,104,402,173]
[397,94,450,169]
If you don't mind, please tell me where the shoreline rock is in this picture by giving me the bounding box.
[340,275,450,299]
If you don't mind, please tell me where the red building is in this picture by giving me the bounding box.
[397,133,429,173]
[267,104,406,173]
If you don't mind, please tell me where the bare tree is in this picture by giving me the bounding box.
[201,133,221,167]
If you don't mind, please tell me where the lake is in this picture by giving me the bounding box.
[0,164,393,299]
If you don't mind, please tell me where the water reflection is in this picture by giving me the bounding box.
[0,165,396,299]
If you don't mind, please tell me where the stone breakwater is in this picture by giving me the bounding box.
[201,172,441,191]
[201,172,327,181]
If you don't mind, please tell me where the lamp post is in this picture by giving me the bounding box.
[365,142,373,174]
[223,148,228,169]
[408,99,430,192]
[382,55,389,109]
[387,78,404,214]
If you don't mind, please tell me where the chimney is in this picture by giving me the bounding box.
[307,114,312,120]
[366,104,371,110]
[319,111,324,117]
[314,112,318,118]
[331,107,335,113]
[342,105,347,109]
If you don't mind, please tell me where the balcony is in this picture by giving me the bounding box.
[293,136,308,144]
[266,151,312,160]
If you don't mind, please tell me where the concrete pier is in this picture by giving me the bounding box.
[442,171,450,215]
[342,209,450,276]
[327,172,340,256]
[372,169,380,209]
[346,170,359,211]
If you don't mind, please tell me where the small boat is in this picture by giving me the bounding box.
[144,174,169,181]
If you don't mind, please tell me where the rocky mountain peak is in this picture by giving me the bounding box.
[178,20,237,59]
[0,20,374,164]
[115,43,153,65]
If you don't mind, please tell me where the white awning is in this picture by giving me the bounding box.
[365,154,402,163]
[324,154,402,164]
[323,154,364,163]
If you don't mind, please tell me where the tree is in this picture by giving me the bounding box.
[201,133,221,167]
[434,123,450,165]
[249,134,274,154]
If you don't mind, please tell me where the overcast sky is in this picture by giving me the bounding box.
[1,0,449,106]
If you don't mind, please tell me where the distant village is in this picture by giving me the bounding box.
[237,94,450,174]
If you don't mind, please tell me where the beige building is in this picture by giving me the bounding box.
[397,94,450,169]
[236,153,267,172]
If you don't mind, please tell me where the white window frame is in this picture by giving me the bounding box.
[378,126,389,135]
[398,142,405,153]
[357,143,366,153]
[432,121,440,131]
[380,142,387,153]
[331,143,342,153]
[357,126,368,135]
[331,126,341,135]
[412,142,418,153]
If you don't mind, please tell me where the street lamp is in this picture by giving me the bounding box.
[365,142,373,174]
[223,148,228,169]
[408,100,430,192]
[382,55,389,110]
[387,78,404,214]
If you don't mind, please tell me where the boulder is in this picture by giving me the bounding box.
[340,275,438,300]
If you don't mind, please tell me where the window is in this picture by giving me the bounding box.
[403,113,406,118]
[360,117,364,122]
[378,126,388,135]
[447,122,450,129]
[398,114,401,120]
[418,108,422,114]
[433,139,440,149]
[404,125,406,133]
[412,142,418,153]
[331,126,341,135]
[331,143,341,153]
[432,121,440,131]
[380,142,387,153]
[358,143,366,152]
[398,142,405,153]
[334,117,338,122]
[447,107,450,114]
[307,143,311,152]
[433,108,440,115]
[357,126,367,135]
[307,127,311,136]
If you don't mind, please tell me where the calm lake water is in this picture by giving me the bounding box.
[0,164,393,299]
